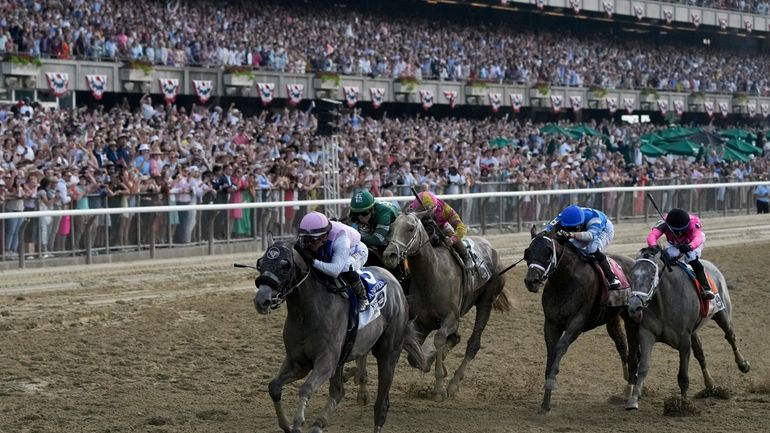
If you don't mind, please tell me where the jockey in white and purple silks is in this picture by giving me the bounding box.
[546,204,621,290]
[298,211,371,311]
[646,208,714,300]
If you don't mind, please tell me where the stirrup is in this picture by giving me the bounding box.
[701,290,715,300]
[608,278,621,290]
[359,299,370,312]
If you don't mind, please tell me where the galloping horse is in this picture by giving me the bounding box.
[382,211,510,400]
[253,239,425,433]
[523,226,635,414]
[625,246,750,410]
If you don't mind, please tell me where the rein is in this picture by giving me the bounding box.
[629,256,661,309]
[389,214,432,262]
[528,236,561,283]
[267,258,311,310]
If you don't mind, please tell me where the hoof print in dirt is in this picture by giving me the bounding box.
[663,397,701,417]
[694,387,732,400]
[195,409,229,421]
[146,416,171,426]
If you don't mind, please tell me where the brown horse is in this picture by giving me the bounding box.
[382,211,510,400]
[523,226,634,414]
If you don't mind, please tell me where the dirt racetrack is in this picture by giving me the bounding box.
[2,215,770,433]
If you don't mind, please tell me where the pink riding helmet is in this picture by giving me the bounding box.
[299,211,331,237]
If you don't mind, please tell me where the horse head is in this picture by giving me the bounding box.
[628,245,664,323]
[253,239,309,314]
[523,225,562,293]
[382,211,429,269]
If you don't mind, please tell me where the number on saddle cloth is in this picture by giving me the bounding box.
[356,269,387,304]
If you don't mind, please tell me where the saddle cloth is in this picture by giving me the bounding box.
[595,258,631,307]
[356,269,388,329]
[674,262,725,319]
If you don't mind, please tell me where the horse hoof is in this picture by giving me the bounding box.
[432,389,447,402]
[739,360,751,373]
[357,393,369,406]
[537,406,550,415]
[446,381,459,398]
[309,427,323,433]
[625,401,639,410]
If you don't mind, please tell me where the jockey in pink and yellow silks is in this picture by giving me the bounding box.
[408,191,474,269]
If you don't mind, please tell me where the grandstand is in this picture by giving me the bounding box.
[0,0,768,266]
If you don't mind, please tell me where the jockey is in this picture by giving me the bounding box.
[546,204,621,290]
[348,190,400,254]
[298,211,371,311]
[408,190,474,270]
[646,208,714,300]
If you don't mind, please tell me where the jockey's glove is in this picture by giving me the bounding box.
[444,235,458,246]
[678,244,692,253]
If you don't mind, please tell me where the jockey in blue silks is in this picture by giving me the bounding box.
[545,205,621,289]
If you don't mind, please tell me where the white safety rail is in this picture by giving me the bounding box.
[0,181,765,220]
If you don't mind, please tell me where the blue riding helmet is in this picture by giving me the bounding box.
[559,205,585,229]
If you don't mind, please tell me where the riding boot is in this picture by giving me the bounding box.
[452,238,475,270]
[594,251,621,290]
[691,260,715,300]
[343,270,369,311]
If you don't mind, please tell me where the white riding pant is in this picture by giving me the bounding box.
[665,233,705,263]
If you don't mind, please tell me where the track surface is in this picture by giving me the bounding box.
[1,215,770,432]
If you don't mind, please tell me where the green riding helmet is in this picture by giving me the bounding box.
[351,190,376,213]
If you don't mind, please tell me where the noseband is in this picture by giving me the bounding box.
[629,256,661,309]
[528,236,560,283]
[389,214,431,262]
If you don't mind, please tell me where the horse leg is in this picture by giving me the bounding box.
[447,300,493,398]
[371,347,402,433]
[605,315,630,397]
[355,356,369,405]
[432,314,460,402]
[539,319,563,414]
[311,364,346,433]
[624,319,640,400]
[691,333,715,390]
[677,334,692,400]
[626,329,655,410]
[291,357,336,433]
[712,309,751,373]
[269,360,311,433]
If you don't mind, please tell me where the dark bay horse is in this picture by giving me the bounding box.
[253,239,425,433]
[382,211,510,401]
[625,246,750,410]
[523,226,634,414]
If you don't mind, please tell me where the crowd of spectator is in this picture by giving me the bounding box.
[1,96,769,259]
[1,0,770,94]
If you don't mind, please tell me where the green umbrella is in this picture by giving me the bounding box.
[640,132,662,144]
[569,125,602,137]
[658,140,702,157]
[658,126,695,141]
[720,128,757,141]
[640,142,667,157]
[539,124,577,138]
[722,146,751,162]
[725,138,762,155]
[488,137,511,149]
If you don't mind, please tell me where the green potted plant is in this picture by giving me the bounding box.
[464,78,489,96]
[120,59,155,82]
[394,75,421,94]
[2,53,42,76]
[313,71,341,90]
[223,65,255,87]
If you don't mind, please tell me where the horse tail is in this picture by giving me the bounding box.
[493,284,512,312]
[403,320,429,373]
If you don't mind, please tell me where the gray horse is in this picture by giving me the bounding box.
[523,226,635,414]
[625,246,750,410]
[253,239,425,433]
[382,211,510,401]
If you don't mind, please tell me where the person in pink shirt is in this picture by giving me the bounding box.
[646,208,714,300]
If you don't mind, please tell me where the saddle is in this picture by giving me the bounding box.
[672,261,720,318]
[567,243,630,307]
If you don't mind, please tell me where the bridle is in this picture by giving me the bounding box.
[526,235,560,284]
[388,213,432,263]
[629,253,662,310]
[255,245,311,310]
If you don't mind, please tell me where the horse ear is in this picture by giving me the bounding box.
[266,231,275,246]
[530,225,537,239]
[414,209,431,220]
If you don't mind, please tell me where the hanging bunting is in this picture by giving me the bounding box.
[419,89,434,111]
[257,82,275,106]
[535,0,544,9]
[760,103,769,118]
[633,5,644,21]
[192,80,213,104]
[748,103,757,118]
[443,90,458,109]
[159,78,179,104]
[509,93,523,113]
[704,101,715,118]
[718,101,729,118]
[605,97,618,114]
[602,1,613,18]
[662,9,673,24]
[673,100,684,116]
[691,12,701,28]
[489,93,502,113]
[550,95,563,113]
[569,0,581,14]
[569,95,582,112]
[657,99,668,115]
[343,86,360,108]
[623,97,635,114]
[286,83,304,106]
[45,72,69,97]
[745,18,753,33]
[370,87,386,109]
[85,74,108,100]
[718,16,728,30]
